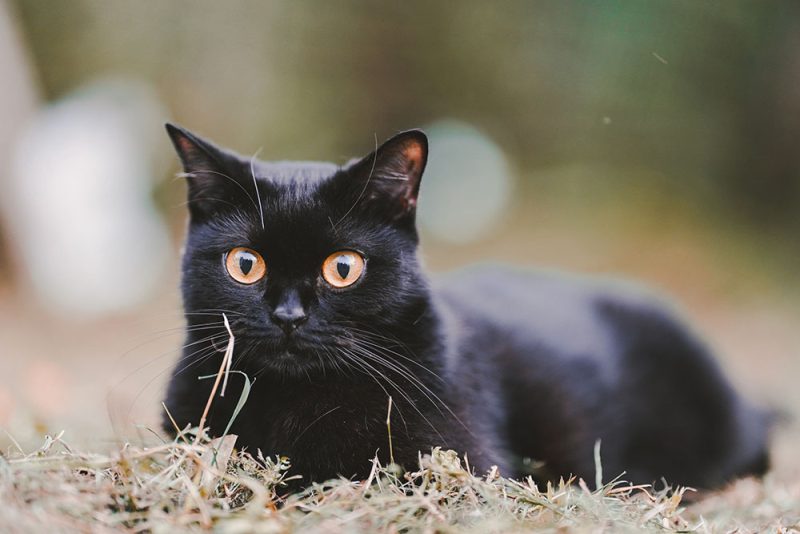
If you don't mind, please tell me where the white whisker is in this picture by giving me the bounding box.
[250,149,266,230]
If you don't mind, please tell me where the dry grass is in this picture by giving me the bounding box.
[1,430,798,534]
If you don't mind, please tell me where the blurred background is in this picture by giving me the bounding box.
[0,0,797,477]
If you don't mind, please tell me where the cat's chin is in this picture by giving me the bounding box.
[272,348,307,362]
[256,351,331,380]
[239,336,332,377]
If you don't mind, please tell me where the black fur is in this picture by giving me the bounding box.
[162,124,771,490]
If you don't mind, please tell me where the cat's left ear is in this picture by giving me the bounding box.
[346,129,428,221]
[165,123,252,221]
[165,123,228,175]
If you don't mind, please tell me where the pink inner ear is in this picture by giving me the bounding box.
[177,136,198,155]
[403,142,424,173]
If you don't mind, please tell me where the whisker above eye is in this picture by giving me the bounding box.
[250,149,266,230]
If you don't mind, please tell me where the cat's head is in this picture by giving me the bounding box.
[167,124,432,377]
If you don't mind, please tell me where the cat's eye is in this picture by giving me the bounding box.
[322,251,365,288]
[225,247,266,284]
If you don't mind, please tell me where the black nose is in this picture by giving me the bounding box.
[271,289,308,334]
[271,307,308,333]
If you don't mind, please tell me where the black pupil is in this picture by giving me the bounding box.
[239,254,254,275]
[336,257,351,279]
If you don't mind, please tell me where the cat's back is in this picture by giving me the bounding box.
[432,263,664,364]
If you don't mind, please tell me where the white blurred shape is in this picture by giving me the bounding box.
[418,121,513,243]
[7,78,170,316]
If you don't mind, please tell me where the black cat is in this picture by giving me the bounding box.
[162,124,771,490]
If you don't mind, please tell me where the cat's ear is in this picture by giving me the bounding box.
[345,129,428,222]
[165,123,250,221]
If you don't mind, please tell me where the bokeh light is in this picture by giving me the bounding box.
[418,121,513,244]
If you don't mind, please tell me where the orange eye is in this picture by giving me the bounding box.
[322,251,365,288]
[225,247,266,284]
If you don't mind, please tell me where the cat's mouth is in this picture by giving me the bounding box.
[252,337,334,378]
[273,348,301,361]
[252,333,324,363]
[221,323,330,373]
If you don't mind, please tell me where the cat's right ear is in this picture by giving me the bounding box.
[339,130,428,227]
[165,123,247,221]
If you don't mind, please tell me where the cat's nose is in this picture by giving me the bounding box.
[271,307,307,333]
[271,290,308,334]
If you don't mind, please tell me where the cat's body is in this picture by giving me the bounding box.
[435,266,770,487]
[163,125,770,490]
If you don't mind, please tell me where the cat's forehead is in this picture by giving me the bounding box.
[229,161,350,240]
[253,160,342,219]
[255,161,340,184]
